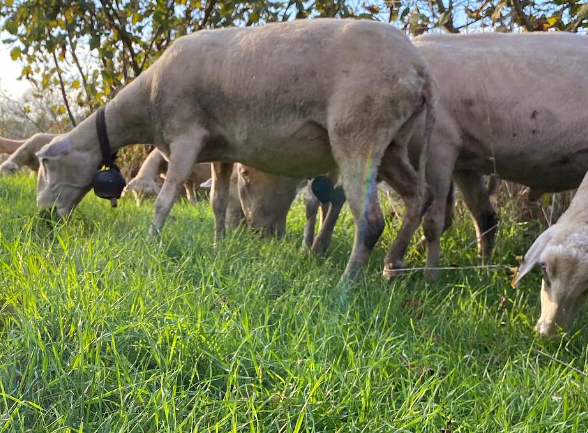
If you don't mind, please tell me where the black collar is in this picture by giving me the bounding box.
[95,106,117,168]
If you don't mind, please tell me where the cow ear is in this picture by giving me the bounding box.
[200,178,213,189]
[514,225,558,285]
[36,138,72,160]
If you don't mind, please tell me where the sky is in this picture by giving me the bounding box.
[0,30,31,98]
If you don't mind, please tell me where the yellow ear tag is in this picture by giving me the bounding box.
[510,255,523,288]
[511,267,520,288]
[101,165,108,171]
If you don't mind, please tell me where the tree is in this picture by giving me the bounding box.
[0,0,586,128]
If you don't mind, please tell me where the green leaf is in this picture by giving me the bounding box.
[89,36,100,50]
[46,39,56,52]
[577,4,588,20]
[10,46,22,60]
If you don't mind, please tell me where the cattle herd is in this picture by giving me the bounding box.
[1,19,587,337]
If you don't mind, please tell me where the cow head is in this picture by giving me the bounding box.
[36,133,101,218]
[515,225,588,336]
[236,164,300,236]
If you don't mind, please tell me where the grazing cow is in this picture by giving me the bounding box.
[0,136,25,155]
[124,148,211,205]
[235,164,301,236]
[35,19,438,280]
[0,133,57,175]
[514,171,588,336]
[235,166,344,243]
[405,32,588,281]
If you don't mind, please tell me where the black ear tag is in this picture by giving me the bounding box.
[91,164,127,207]
[310,176,335,204]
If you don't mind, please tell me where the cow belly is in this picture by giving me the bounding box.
[198,122,336,178]
[455,143,588,192]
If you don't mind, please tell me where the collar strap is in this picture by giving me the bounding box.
[95,106,117,168]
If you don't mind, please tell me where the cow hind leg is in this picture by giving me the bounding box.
[379,148,425,278]
[378,108,429,279]
[330,134,391,281]
[421,175,454,282]
[336,164,384,281]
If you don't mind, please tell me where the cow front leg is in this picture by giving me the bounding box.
[211,162,234,246]
[150,134,204,235]
[453,170,499,264]
[303,184,320,249]
[184,180,196,205]
[311,187,345,255]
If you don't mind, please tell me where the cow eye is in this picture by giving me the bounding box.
[539,262,551,287]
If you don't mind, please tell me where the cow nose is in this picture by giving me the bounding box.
[39,208,56,221]
[535,320,555,337]
[38,204,64,221]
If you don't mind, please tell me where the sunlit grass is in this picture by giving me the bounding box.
[1,174,587,432]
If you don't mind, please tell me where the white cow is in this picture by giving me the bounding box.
[404,32,588,281]
[0,136,25,155]
[515,171,588,336]
[124,148,211,205]
[0,133,58,175]
[35,19,438,280]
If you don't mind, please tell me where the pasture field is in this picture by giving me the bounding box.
[1,174,587,433]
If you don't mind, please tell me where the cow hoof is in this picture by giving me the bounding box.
[382,263,406,281]
[310,242,329,256]
[149,225,162,237]
[535,320,557,337]
[424,269,439,284]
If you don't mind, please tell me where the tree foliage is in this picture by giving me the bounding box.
[0,0,375,124]
[0,0,586,130]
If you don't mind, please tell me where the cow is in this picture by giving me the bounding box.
[514,170,588,336]
[35,19,438,280]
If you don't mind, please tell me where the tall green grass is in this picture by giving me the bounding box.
[1,174,587,432]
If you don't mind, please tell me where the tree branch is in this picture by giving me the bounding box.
[198,0,218,30]
[99,0,142,76]
[281,0,296,21]
[67,34,92,106]
[511,0,534,31]
[139,25,165,71]
[435,0,459,33]
[51,50,77,127]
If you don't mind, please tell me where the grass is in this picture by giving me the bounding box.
[1,173,587,432]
